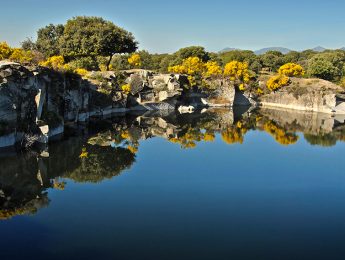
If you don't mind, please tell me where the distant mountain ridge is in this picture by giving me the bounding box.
[254,47,292,55]
[220,46,345,54]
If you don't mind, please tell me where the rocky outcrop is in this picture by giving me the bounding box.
[1,63,230,148]
[259,79,345,114]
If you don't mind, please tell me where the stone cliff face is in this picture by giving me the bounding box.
[0,62,236,148]
[259,78,345,114]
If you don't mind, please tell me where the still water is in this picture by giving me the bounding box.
[1,107,345,260]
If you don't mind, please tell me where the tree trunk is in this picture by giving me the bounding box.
[106,54,114,71]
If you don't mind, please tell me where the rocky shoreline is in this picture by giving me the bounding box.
[1,61,345,149]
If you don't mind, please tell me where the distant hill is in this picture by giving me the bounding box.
[312,46,326,52]
[219,46,345,54]
[254,47,292,55]
[220,47,240,53]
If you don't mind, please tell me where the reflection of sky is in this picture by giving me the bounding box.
[1,128,345,259]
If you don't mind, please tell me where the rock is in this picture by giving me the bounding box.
[201,79,236,107]
[127,74,144,95]
[234,91,258,106]
[142,102,175,111]
[259,87,345,114]
[178,105,195,114]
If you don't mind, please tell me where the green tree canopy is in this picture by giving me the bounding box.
[36,24,64,57]
[59,16,138,69]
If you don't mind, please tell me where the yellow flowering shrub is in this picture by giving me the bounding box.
[0,42,12,60]
[79,147,89,158]
[121,84,131,94]
[128,53,142,67]
[278,63,305,77]
[40,55,65,70]
[168,57,205,75]
[203,61,222,77]
[9,48,33,63]
[74,68,88,76]
[223,61,250,90]
[266,75,290,91]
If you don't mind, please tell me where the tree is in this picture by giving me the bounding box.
[36,24,64,57]
[59,16,138,70]
[259,52,284,71]
[307,56,341,81]
[21,38,37,51]
[169,46,211,67]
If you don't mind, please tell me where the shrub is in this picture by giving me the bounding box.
[307,56,341,81]
[266,75,290,91]
[74,68,88,77]
[224,61,250,90]
[278,63,305,77]
[128,53,141,68]
[203,61,222,78]
[121,84,131,94]
[168,56,204,75]
[67,56,99,71]
[39,55,65,70]
[9,48,34,63]
[0,42,12,60]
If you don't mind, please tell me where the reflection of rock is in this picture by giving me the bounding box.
[0,152,50,220]
[258,107,343,135]
[256,107,345,146]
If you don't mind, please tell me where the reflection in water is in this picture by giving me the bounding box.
[1,107,345,219]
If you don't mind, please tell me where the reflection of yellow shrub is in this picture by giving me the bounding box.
[266,75,290,91]
[263,121,299,145]
[204,132,215,142]
[278,63,305,77]
[121,84,131,94]
[53,180,66,190]
[221,129,244,144]
[121,130,130,139]
[127,145,138,154]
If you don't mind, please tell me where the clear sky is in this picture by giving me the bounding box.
[1,0,345,53]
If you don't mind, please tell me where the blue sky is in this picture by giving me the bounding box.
[1,0,345,53]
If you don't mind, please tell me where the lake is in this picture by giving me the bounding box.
[1,107,345,260]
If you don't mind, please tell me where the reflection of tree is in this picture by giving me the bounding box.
[64,145,136,184]
[263,120,299,146]
[221,121,249,145]
[304,133,337,147]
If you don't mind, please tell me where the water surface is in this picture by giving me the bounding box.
[1,108,345,260]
